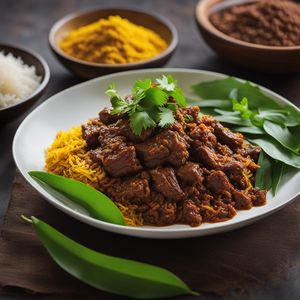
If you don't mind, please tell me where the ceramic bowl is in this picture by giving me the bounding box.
[195,0,300,73]
[0,44,50,125]
[49,8,178,79]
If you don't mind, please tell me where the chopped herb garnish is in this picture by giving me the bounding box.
[105,75,186,135]
[185,114,194,122]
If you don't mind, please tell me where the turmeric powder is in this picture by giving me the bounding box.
[59,15,168,64]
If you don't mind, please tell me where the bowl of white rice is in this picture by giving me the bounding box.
[0,44,50,124]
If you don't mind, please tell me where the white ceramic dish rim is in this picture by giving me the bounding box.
[13,68,300,238]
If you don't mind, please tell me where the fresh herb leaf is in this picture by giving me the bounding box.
[263,121,300,154]
[232,97,253,119]
[145,87,168,106]
[170,88,186,107]
[229,88,238,100]
[258,108,290,125]
[185,114,194,122]
[133,79,152,92]
[158,107,176,128]
[106,75,187,136]
[249,136,300,170]
[129,111,156,136]
[215,115,252,126]
[271,161,284,195]
[255,151,272,190]
[232,126,265,135]
[214,109,240,116]
[187,99,232,109]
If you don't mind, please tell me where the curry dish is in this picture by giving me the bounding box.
[79,105,266,227]
[45,76,267,227]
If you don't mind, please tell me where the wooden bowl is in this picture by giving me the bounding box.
[0,44,50,125]
[195,0,300,73]
[49,8,178,79]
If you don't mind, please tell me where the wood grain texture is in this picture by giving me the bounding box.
[0,1,300,299]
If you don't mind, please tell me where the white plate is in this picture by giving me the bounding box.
[13,68,300,239]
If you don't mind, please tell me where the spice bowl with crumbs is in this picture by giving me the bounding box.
[0,44,50,124]
[49,8,178,79]
[195,0,300,73]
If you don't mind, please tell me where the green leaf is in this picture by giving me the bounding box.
[133,79,152,93]
[25,216,198,299]
[214,109,240,116]
[105,83,118,98]
[28,171,124,225]
[158,107,175,128]
[271,161,284,195]
[187,99,232,109]
[129,111,156,135]
[169,88,186,107]
[232,126,265,135]
[232,97,253,119]
[191,77,242,100]
[192,77,300,126]
[156,75,176,91]
[258,108,290,125]
[144,87,168,106]
[255,151,272,190]
[263,121,300,154]
[215,115,252,126]
[249,136,300,169]
[185,114,194,122]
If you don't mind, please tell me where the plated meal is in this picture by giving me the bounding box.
[13,69,300,238]
[43,72,299,228]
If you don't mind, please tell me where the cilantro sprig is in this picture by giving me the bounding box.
[105,75,186,135]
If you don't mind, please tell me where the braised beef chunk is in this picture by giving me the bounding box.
[82,122,101,148]
[181,200,202,227]
[156,130,189,166]
[117,119,154,142]
[99,108,120,125]
[136,129,188,168]
[121,177,150,201]
[213,123,243,149]
[207,170,232,194]
[135,143,169,168]
[232,189,252,209]
[150,167,185,202]
[91,139,142,177]
[222,161,246,189]
[240,145,261,161]
[81,100,267,227]
[194,145,220,169]
[176,162,203,185]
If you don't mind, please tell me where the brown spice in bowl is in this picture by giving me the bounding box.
[210,0,300,47]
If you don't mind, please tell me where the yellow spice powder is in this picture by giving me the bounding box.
[59,15,168,64]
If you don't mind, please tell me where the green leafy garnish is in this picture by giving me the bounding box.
[106,75,186,135]
[185,114,194,122]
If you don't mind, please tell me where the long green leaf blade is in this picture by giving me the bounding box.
[263,121,300,154]
[271,162,284,196]
[28,171,125,225]
[255,151,272,190]
[249,137,300,169]
[26,217,198,299]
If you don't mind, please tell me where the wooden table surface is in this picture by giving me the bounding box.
[0,0,300,299]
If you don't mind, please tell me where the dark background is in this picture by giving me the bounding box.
[0,0,300,299]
